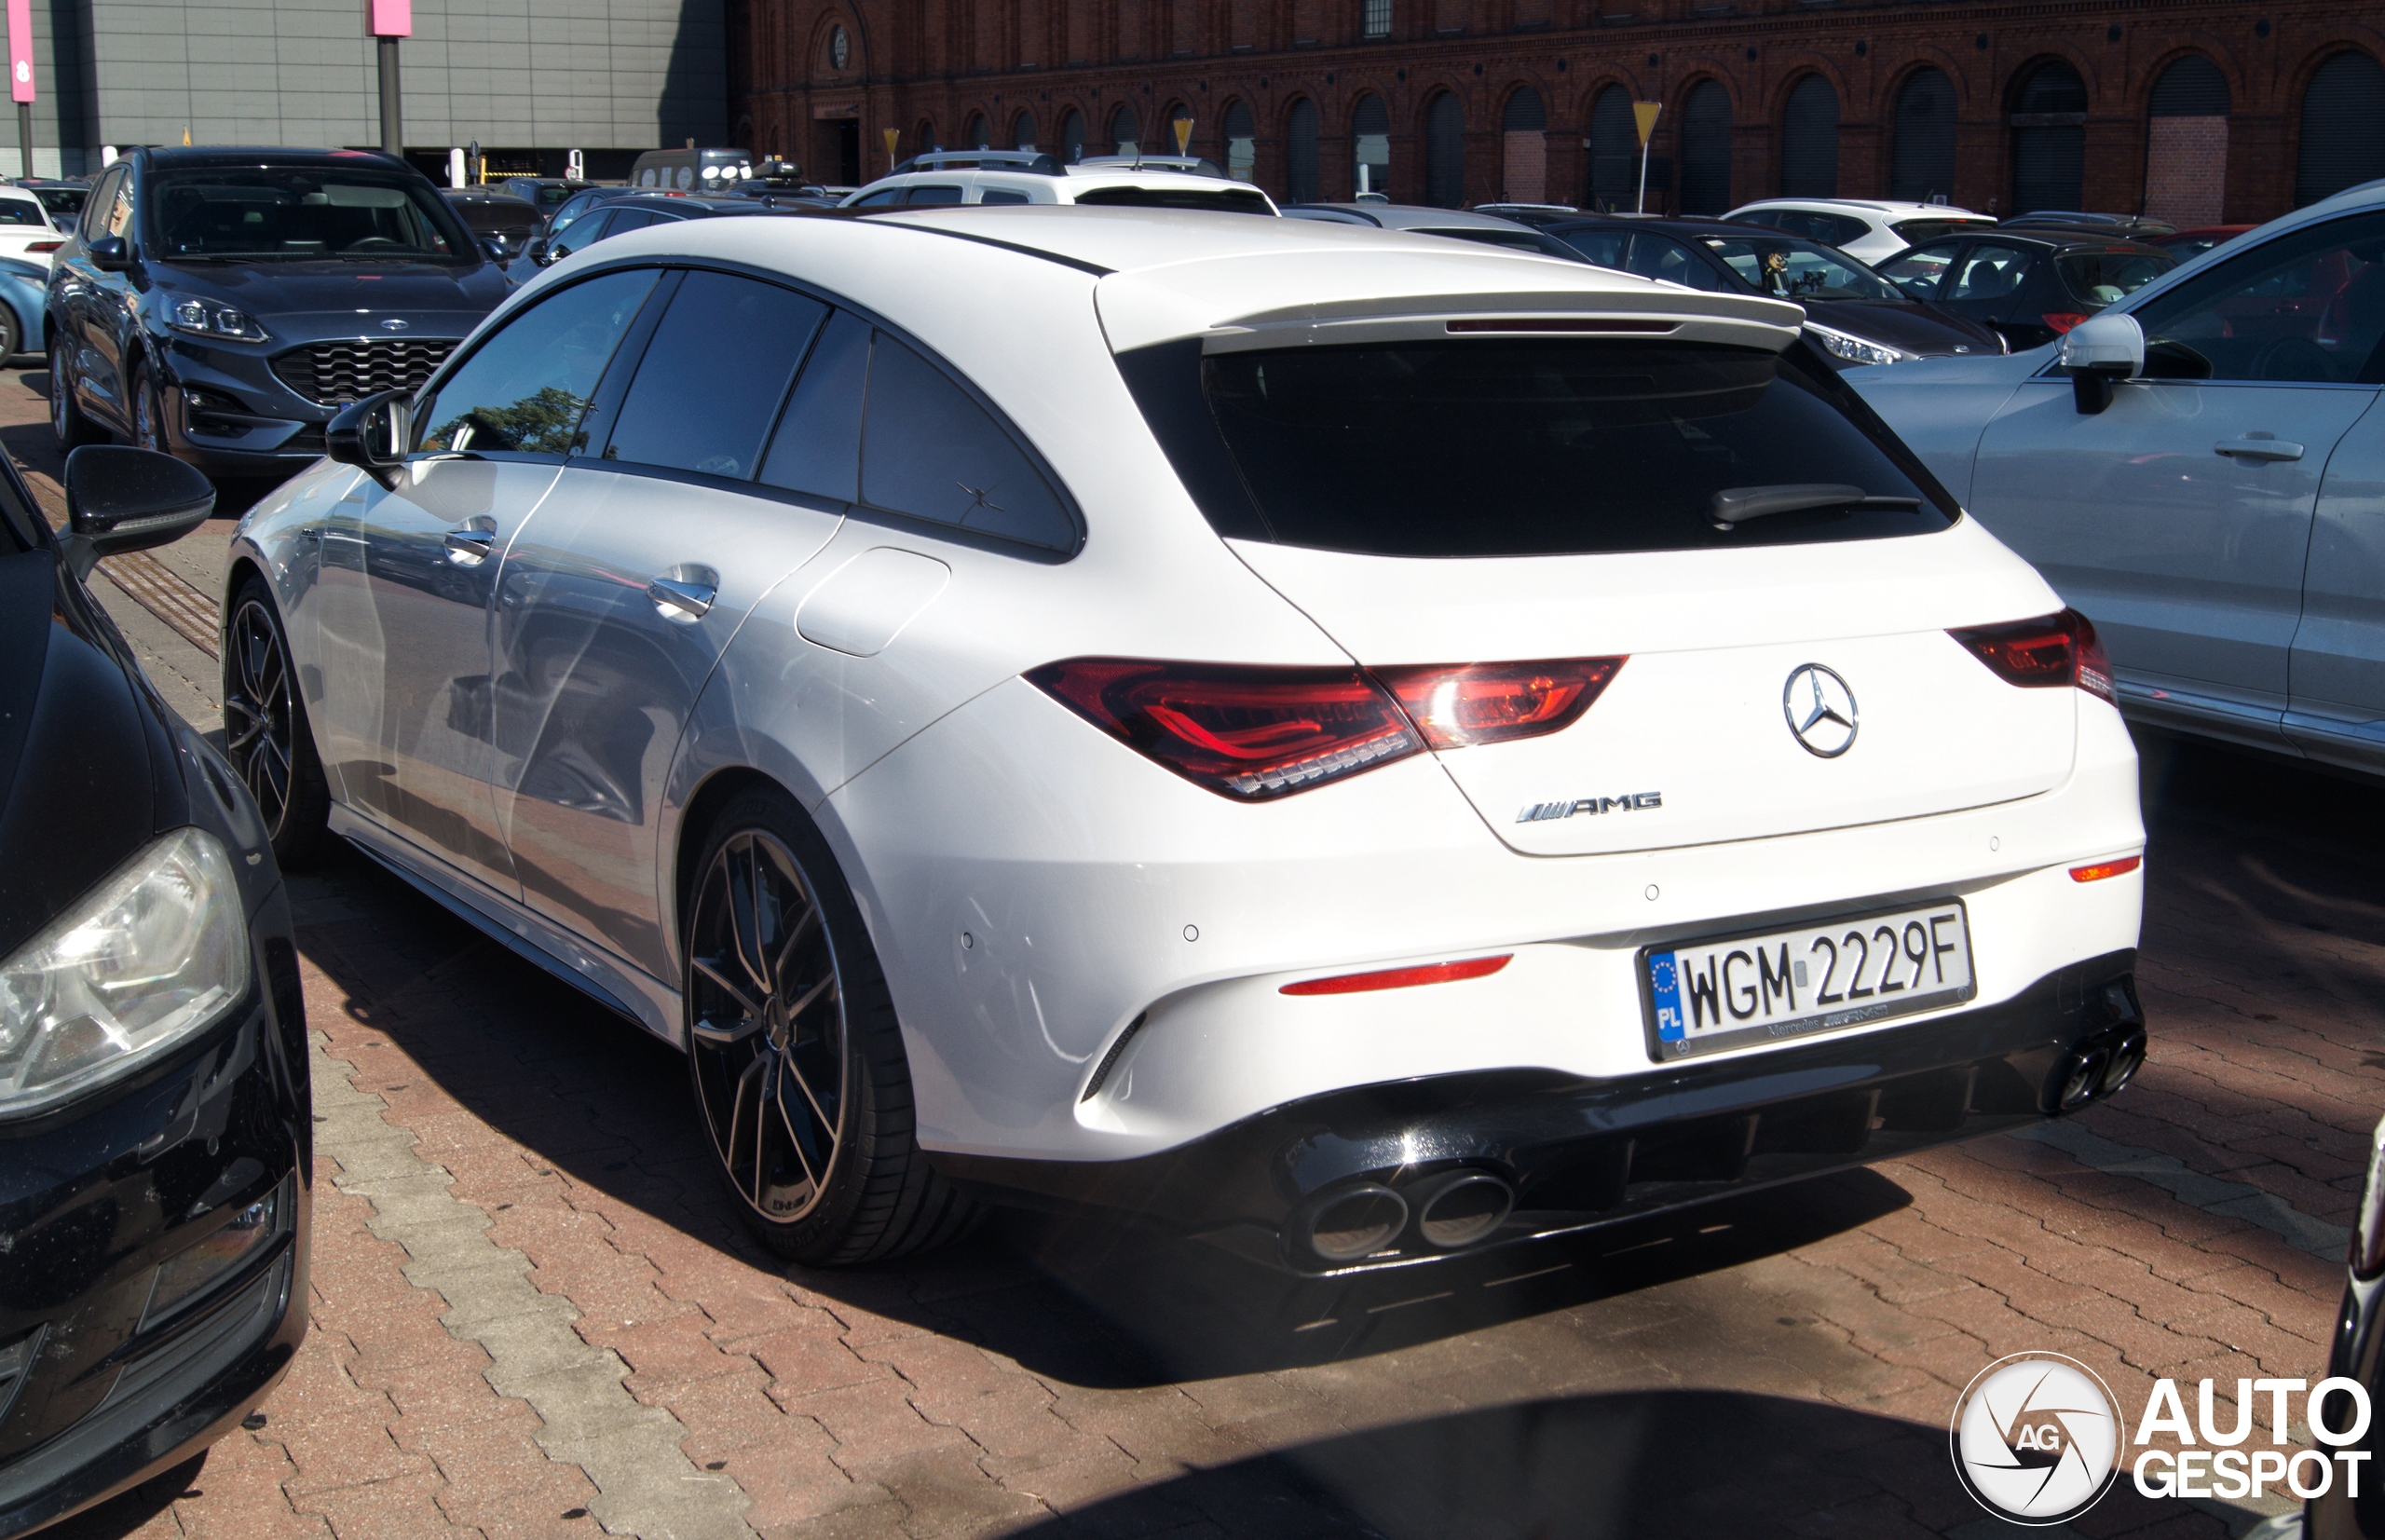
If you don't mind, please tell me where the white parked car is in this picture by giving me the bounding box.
[0,184,69,266]
[1724,198,1997,266]
[1850,179,2385,778]
[225,206,2146,1271]
[839,150,1276,214]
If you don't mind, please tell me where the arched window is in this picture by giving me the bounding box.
[1502,87,1547,204]
[1587,85,1637,211]
[1012,111,1038,151]
[1287,98,1319,201]
[2144,57,2229,225]
[1060,109,1086,163]
[1111,104,1139,156]
[1165,102,1194,157]
[1353,92,1390,198]
[1780,75,1839,198]
[2297,52,2385,207]
[917,118,938,155]
[1222,100,1256,182]
[1890,68,1956,202]
[1680,79,1732,215]
[2010,60,2088,214]
[1424,91,1465,207]
[964,113,990,150]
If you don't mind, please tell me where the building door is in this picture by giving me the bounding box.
[813,118,859,185]
[1502,88,1547,204]
[1425,92,1465,207]
[2145,57,2228,226]
[1353,93,1390,198]
[1891,68,1957,203]
[2296,52,2385,208]
[2010,61,2087,214]
[1680,80,1732,215]
[1780,75,1839,198]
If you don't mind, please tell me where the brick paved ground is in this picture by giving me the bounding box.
[10,361,2379,1539]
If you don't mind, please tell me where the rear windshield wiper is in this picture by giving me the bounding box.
[1710,484,1923,529]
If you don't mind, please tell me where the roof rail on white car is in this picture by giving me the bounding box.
[893,149,1066,177]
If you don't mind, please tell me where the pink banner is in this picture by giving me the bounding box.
[7,0,34,105]
[369,0,411,37]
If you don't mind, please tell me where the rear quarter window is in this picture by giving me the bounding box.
[1118,337,1957,558]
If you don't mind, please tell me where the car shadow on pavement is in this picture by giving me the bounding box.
[991,1385,2218,1540]
[288,845,1913,1391]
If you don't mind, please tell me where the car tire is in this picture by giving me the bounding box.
[48,337,101,451]
[223,576,334,869]
[0,307,20,363]
[682,784,980,1266]
[129,357,168,455]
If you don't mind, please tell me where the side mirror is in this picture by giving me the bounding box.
[527,238,555,266]
[2059,312,2145,415]
[86,234,129,272]
[326,388,413,489]
[61,445,214,579]
[483,237,510,264]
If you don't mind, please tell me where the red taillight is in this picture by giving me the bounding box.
[1946,608,2116,705]
[2042,312,2092,334]
[1027,659,1423,800]
[1281,955,1512,996]
[24,240,61,253]
[2069,856,2142,882]
[1372,658,1626,750]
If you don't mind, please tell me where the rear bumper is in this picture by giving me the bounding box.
[932,950,2145,1274]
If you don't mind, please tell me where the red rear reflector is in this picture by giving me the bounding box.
[2042,312,2092,334]
[1373,658,1626,750]
[1445,318,1676,334]
[1281,955,1512,996]
[1946,608,2115,704]
[2069,856,2142,882]
[1027,659,1423,800]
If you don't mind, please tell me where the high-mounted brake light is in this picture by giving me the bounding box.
[1281,955,1512,996]
[1027,660,1423,800]
[1946,608,2115,705]
[1373,659,1626,750]
[2069,856,2141,882]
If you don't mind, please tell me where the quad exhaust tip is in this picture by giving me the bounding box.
[1293,1170,1518,1263]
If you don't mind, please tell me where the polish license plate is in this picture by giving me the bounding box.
[1641,901,1975,1060]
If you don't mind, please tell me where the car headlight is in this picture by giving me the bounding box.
[2355,1114,2385,1278]
[0,828,252,1118]
[1806,322,1911,367]
[166,297,268,343]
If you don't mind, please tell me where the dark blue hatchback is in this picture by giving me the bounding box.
[45,148,510,478]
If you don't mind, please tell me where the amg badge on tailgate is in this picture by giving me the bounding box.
[1517,792,1663,823]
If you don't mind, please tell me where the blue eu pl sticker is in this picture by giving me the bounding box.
[1648,952,1684,1042]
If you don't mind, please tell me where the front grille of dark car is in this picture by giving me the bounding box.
[269,338,457,407]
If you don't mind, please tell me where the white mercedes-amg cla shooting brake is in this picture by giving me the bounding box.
[222,206,2147,1272]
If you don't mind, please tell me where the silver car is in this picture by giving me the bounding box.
[1855,181,2385,776]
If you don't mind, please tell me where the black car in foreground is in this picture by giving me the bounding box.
[47,147,511,477]
[1875,227,2177,352]
[0,444,310,1534]
[1539,214,2007,367]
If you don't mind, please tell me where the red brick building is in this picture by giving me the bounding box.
[727,1,2385,225]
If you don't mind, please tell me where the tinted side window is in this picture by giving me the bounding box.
[904,184,964,206]
[861,337,1073,550]
[2130,211,2385,384]
[979,187,1032,205]
[605,272,825,478]
[1878,242,1957,298]
[851,188,903,208]
[1948,243,2035,302]
[416,268,659,455]
[78,168,122,243]
[1627,234,1728,292]
[759,310,869,501]
[1557,228,1630,268]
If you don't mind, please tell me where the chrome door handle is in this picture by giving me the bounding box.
[2215,437,2305,461]
[647,577,716,620]
[443,528,496,564]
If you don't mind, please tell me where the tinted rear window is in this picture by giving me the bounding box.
[1891,218,1993,245]
[2055,250,2173,306]
[1073,184,1274,215]
[1123,339,1955,558]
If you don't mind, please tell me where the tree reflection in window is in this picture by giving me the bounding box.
[415,267,658,457]
[432,387,592,455]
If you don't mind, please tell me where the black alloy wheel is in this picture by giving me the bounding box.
[223,579,332,866]
[683,787,978,1264]
[48,338,100,449]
